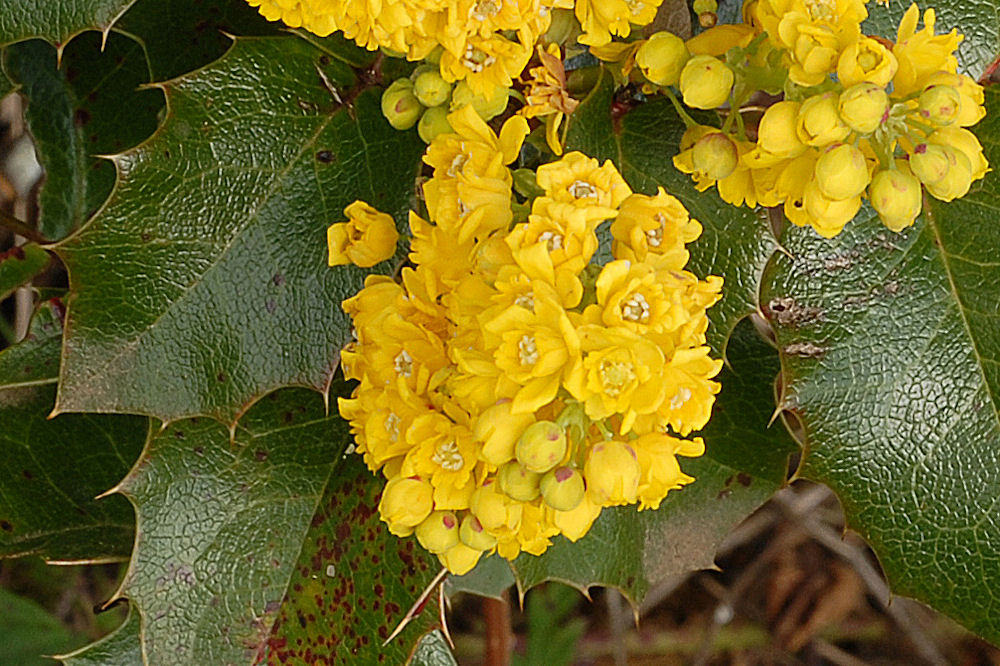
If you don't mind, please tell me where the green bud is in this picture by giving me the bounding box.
[838,83,889,134]
[415,510,460,554]
[381,79,423,130]
[635,31,689,87]
[544,8,577,46]
[540,467,585,511]
[515,421,568,473]
[459,514,498,551]
[679,55,734,109]
[497,462,542,502]
[512,168,545,198]
[451,80,509,121]
[691,132,739,180]
[918,85,961,126]
[414,69,452,108]
[692,0,718,12]
[418,105,453,143]
[814,143,869,200]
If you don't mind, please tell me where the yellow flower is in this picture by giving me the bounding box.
[401,414,480,509]
[685,23,756,57]
[797,92,850,147]
[892,4,962,97]
[837,36,897,87]
[631,433,702,510]
[438,541,483,575]
[922,72,986,127]
[610,188,702,271]
[584,440,640,506]
[929,126,988,181]
[754,100,806,160]
[519,44,579,155]
[869,167,923,231]
[327,201,399,267]
[378,475,434,537]
[838,83,890,134]
[439,33,532,99]
[535,151,632,212]
[813,143,869,201]
[575,0,664,46]
[590,259,679,334]
[550,492,602,540]
[473,400,536,465]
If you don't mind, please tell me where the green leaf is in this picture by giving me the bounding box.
[261,454,443,665]
[863,0,1000,79]
[0,302,144,562]
[566,71,779,356]
[59,606,142,666]
[114,0,281,81]
[0,588,86,665]
[0,243,49,301]
[0,1,136,48]
[445,553,516,600]
[511,318,798,602]
[114,387,341,664]
[759,87,1000,643]
[3,32,164,240]
[410,631,459,666]
[54,36,425,422]
[511,585,586,666]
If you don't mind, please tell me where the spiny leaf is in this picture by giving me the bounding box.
[115,387,342,664]
[261,454,443,665]
[0,0,137,48]
[760,87,1000,644]
[59,605,142,666]
[54,35,425,422]
[409,631,459,666]
[510,319,798,602]
[0,301,144,562]
[0,243,49,301]
[445,553,516,600]
[2,31,164,240]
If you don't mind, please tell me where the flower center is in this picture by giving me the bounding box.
[599,360,635,396]
[462,45,496,73]
[394,350,413,377]
[569,179,598,199]
[621,292,651,323]
[385,412,400,442]
[627,0,645,16]
[447,153,468,177]
[538,230,564,251]
[471,0,501,21]
[431,441,464,471]
[804,0,835,20]
[519,335,539,366]
[647,213,666,247]
[670,387,693,409]
[515,292,535,311]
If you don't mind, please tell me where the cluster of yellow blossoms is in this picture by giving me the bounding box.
[616,1,988,236]
[331,106,722,574]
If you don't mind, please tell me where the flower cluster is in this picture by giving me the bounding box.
[609,2,988,237]
[335,105,723,574]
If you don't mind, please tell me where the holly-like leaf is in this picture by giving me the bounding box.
[566,72,778,357]
[863,0,1000,79]
[511,318,798,602]
[59,606,142,666]
[54,36,425,422]
[445,553,516,600]
[0,243,49,301]
[261,454,443,665]
[2,31,164,240]
[0,0,137,48]
[759,88,1000,643]
[113,0,281,81]
[0,301,144,562]
[410,631,459,666]
[114,387,342,664]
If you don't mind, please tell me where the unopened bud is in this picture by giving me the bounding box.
[418,105,453,143]
[474,402,535,466]
[636,31,690,87]
[691,132,738,180]
[918,85,961,126]
[497,462,542,501]
[381,79,423,130]
[814,144,869,201]
[679,55,734,109]
[757,101,804,157]
[415,511,461,553]
[838,83,889,134]
[869,168,922,231]
[540,466,586,511]
[413,69,452,108]
[909,143,951,185]
[692,0,717,12]
[516,421,568,473]
[925,145,973,202]
[797,92,850,147]
[459,514,497,551]
[584,442,640,506]
[378,476,433,536]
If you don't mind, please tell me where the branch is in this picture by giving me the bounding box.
[0,208,47,245]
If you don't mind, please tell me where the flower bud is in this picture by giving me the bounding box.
[836,36,898,88]
[814,144,869,201]
[693,0,717,12]
[757,101,805,158]
[838,83,889,134]
[584,442,640,506]
[918,85,961,127]
[328,200,399,268]
[923,72,986,127]
[869,168,922,231]
[413,69,452,108]
[803,181,860,238]
[925,145,973,202]
[415,510,461,553]
[929,127,989,180]
[679,55,734,109]
[418,105,453,143]
[378,476,433,536]
[909,143,951,185]
[451,80,509,120]
[380,79,423,130]
[636,32,690,87]
[797,93,850,147]
[691,132,739,180]
[474,402,535,466]
[497,462,542,501]
[540,466,585,511]
[470,479,523,531]
[515,421,568,473]
[439,542,482,575]
[459,514,497,551]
